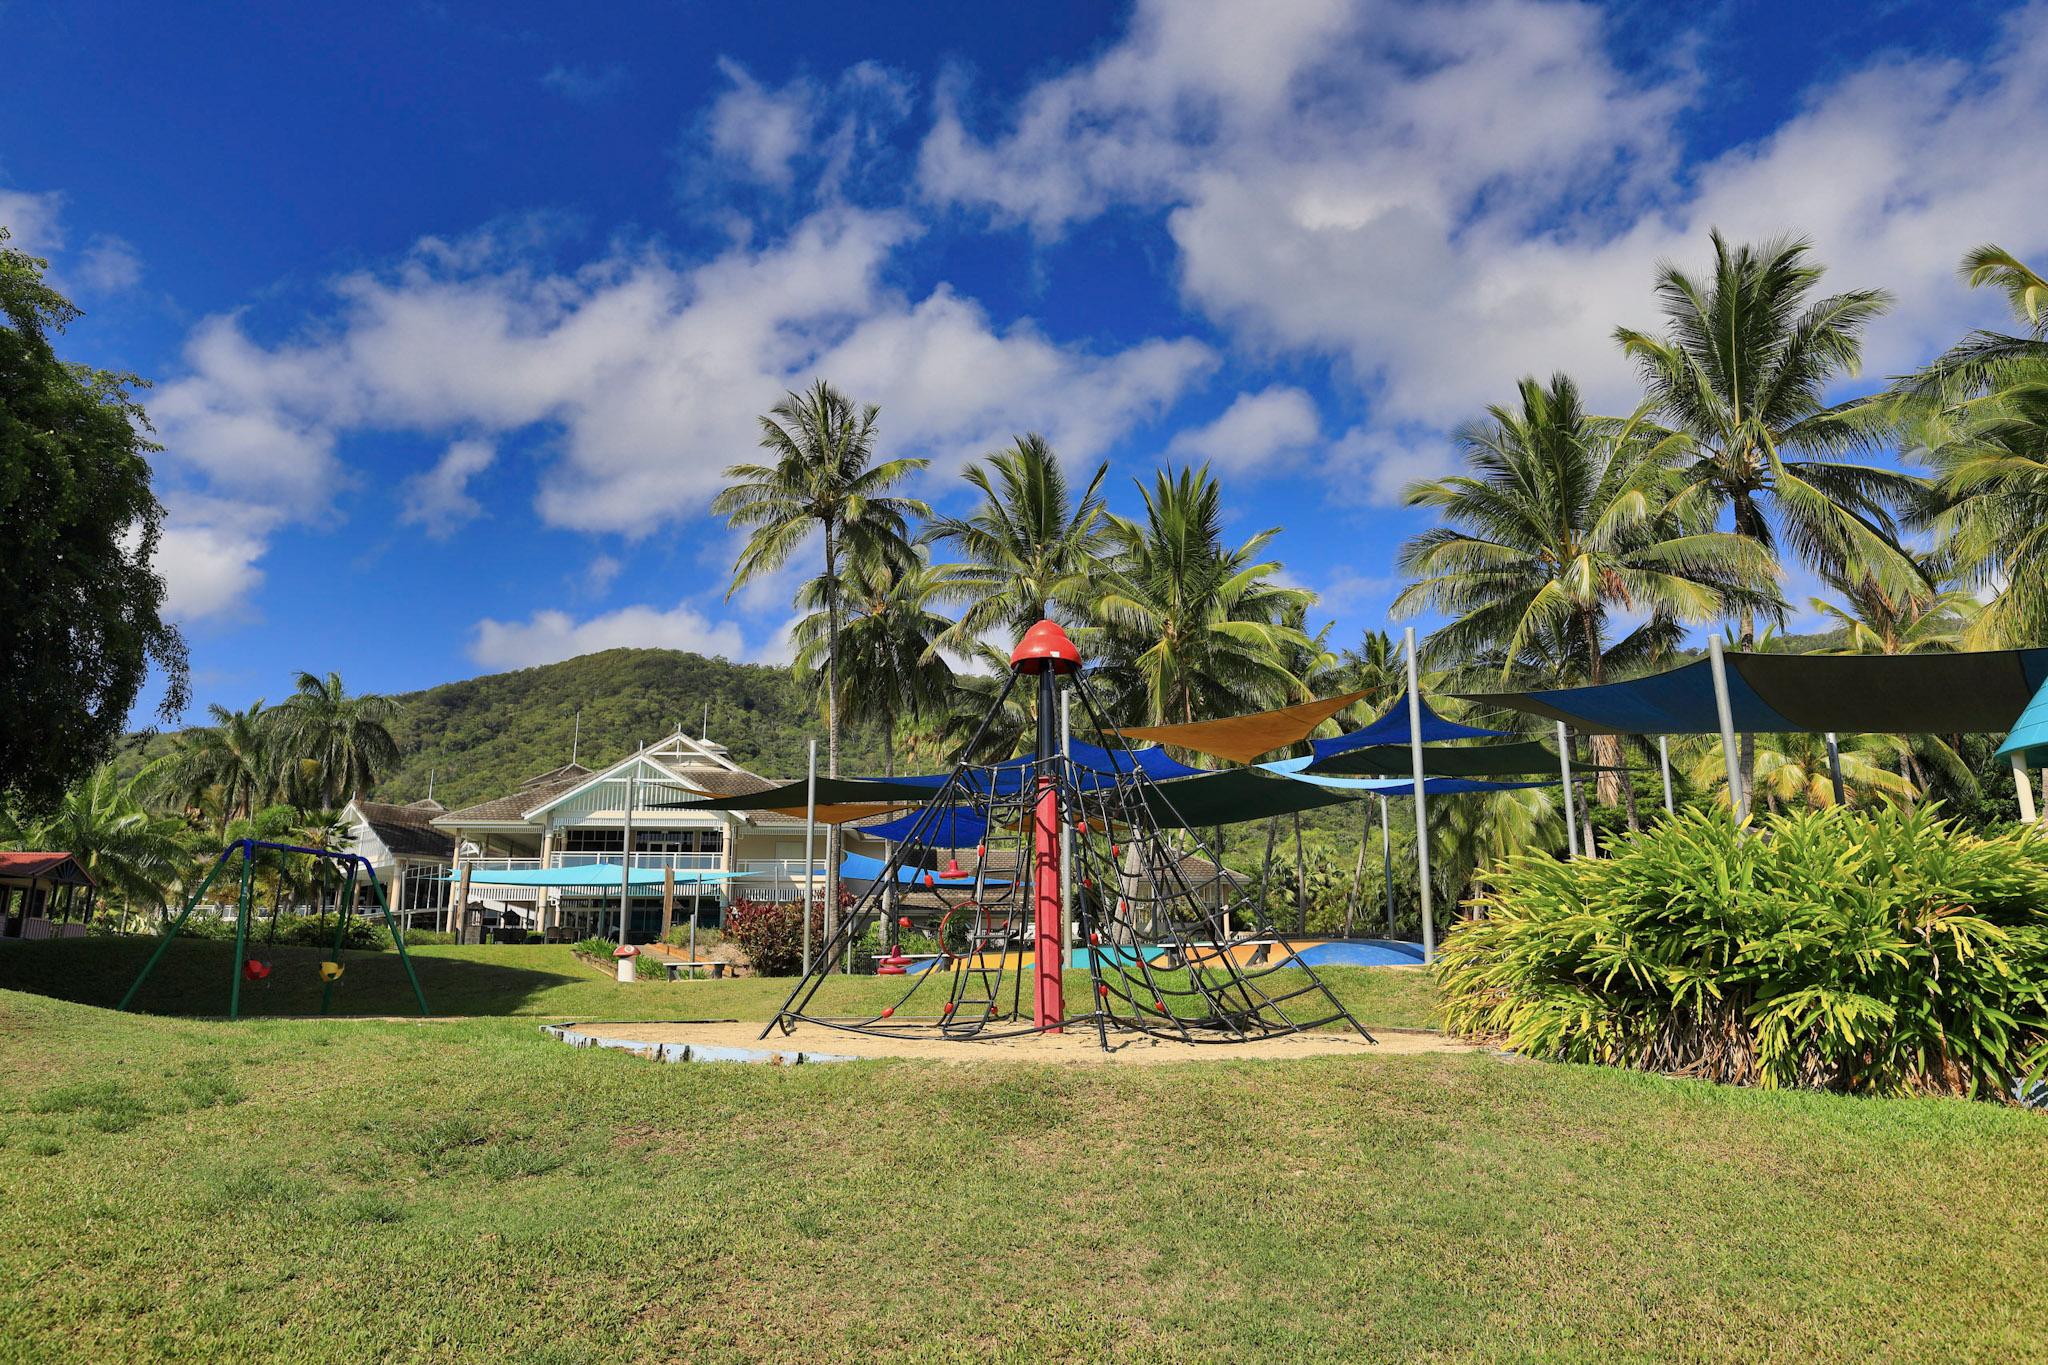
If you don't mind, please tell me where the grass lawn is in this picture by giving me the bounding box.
[1,943,2043,1362]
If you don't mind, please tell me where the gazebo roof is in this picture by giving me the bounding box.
[0,852,94,887]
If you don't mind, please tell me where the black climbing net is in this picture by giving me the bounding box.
[763,667,1374,1050]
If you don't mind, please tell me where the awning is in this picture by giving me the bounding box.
[445,865,754,888]
[1309,692,1508,760]
[652,776,934,824]
[1292,739,1606,779]
[1462,648,2048,736]
[839,853,1013,886]
[1116,689,1371,763]
[1137,769,1357,830]
[1998,676,2048,763]
[879,741,1210,795]
[864,806,989,848]
[1277,773,1551,796]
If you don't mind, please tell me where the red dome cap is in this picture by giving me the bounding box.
[1010,619,1081,674]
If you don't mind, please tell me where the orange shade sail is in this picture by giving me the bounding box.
[1118,689,1371,764]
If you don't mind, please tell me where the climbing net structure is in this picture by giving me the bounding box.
[764,621,1372,1051]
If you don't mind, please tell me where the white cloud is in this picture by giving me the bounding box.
[144,206,1213,620]
[698,58,914,199]
[1165,386,1319,470]
[76,234,141,293]
[155,520,268,622]
[924,0,2048,431]
[0,188,65,258]
[585,553,622,596]
[541,63,630,102]
[401,438,495,534]
[708,59,816,188]
[469,602,751,670]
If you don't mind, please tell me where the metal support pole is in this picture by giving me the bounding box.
[1031,664,1062,1031]
[617,767,637,946]
[1658,736,1675,816]
[1404,627,1435,963]
[118,847,235,1012]
[1709,636,1746,821]
[802,738,817,978]
[1824,732,1847,808]
[2014,754,2038,824]
[1557,722,1579,858]
[1060,691,1072,969]
[228,844,254,1021]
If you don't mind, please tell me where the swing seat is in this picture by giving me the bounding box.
[319,961,344,982]
[242,958,272,981]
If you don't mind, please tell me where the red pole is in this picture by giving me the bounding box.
[1011,618,1080,1034]
[1033,770,1062,1031]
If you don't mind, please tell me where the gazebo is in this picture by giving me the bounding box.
[0,852,96,939]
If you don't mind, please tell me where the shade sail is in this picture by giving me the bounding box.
[1997,677,2048,763]
[1298,739,1604,778]
[445,865,753,887]
[1462,648,2048,736]
[838,853,1012,886]
[652,776,933,824]
[880,741,1210,796]
[1309,692,1509,760]
[1137,769,1357,830]
[1116,689,1371,763]
[863,806,989,848]
[1277,773,1551,795]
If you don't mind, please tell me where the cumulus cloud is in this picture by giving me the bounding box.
[923,0,2048,482]
[0,187,65,258]
[1165,386,1319,470]
[698,58,914,201]
[469,602,752,670]
[76,234,142,293]
[145,207,1210,618]
[155,520,269,623]
[401,438,495,534]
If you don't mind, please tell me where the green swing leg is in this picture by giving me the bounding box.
[116,844,237,1013]
[363,866,432,1017]
[318,868,359,1016]
[228,845,255,1022]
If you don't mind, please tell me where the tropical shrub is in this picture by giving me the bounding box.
[723,896,832,977]
[1436,806,2048,1100]
[171,911,385,950]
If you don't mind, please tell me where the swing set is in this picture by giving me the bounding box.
[117,839,432,1021]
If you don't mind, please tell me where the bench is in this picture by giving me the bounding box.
[661,959,728,981]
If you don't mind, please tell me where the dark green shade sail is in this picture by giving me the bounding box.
[1460,648,2048,736]
[1137,770,1357,830]
[1307,739,1600,778]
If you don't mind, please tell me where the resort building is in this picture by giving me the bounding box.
[427,732,854,942]
[338,797,455,928]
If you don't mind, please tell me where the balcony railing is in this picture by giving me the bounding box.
[547,852,722,871]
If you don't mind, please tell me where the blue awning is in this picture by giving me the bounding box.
[1309,692,1508,762]
[1463,648,2048,737]
[1998,676,2048,763]
[864,806,990,848]
[875,740,1211,796]
[839,853,1013,886]
[1274,772,1550,796]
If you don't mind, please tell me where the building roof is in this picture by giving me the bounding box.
[436,764,594,825]
[0,852,94,887]
[351,800,455,860]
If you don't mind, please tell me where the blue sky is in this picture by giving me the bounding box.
[2,0,2042,722]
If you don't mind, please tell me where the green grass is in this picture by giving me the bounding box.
[0,937,1441,1028]
[1,946,2044,1361]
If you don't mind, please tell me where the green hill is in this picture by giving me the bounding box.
[372,648,886,807]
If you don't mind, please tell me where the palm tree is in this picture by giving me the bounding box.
[1,765,192,918]
[1092,466,1319,727]
[1337,630,1406,722]
[1894,245,2048,404]
[792,552,955,776]
[1617,233,1920,795]
[1394,374,1777,807]
[1682,732,1913,812]
[278,671,401,808]
[714,380,930,782]
[153,700,277,826]
[923,435,1109,655]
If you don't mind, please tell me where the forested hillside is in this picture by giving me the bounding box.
[371,649,886,807]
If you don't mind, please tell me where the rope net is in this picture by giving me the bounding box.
[763,666,1374,1050]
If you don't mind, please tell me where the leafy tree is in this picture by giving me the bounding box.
[1395,373,1775,807]
[0,227,187,813]
[792,552,954,776]
[713,380,929,781]
[0,764,192,916]
[1616,233,1918,795]
[923,434,1109,650]
[1093,466,1317,726]
[152,700,277,827]
[278,670,401,807]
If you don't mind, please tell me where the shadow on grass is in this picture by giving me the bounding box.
[0,937,603,1018]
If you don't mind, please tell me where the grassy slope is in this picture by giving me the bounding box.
[3,982,2044,1364]
[0,938,1442,1029]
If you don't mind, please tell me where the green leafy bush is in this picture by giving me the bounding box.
[1436,806,2048,1100]
[571,936,618,960]
[723,896,832,977]
[167,912,386,950]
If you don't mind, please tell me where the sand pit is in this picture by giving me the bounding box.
[545,1019,1476,1065]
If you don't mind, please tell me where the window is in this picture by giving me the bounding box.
[561,828,623,853]
[402,863,449,911]
[633,829,692,853]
